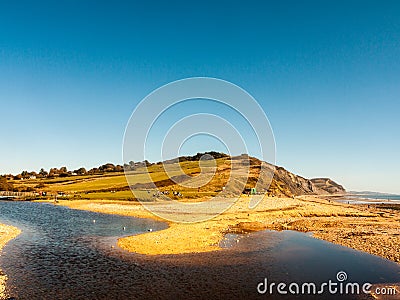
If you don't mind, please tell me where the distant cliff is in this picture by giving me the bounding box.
[269,167,345,197]
[310,178,346,194]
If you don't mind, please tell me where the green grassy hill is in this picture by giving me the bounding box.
[10,153,345,201]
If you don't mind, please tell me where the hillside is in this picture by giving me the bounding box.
[8,152,345,200]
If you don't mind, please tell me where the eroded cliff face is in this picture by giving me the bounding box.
[268,166,345,197]
[310,178,346,194]
[186,153,346,197]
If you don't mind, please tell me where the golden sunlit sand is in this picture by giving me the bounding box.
[54,195,400,262]
[0,223,21,298]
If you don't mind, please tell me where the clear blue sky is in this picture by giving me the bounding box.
[1,1,399,193]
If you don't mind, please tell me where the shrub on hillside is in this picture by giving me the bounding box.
[0,176,13,191]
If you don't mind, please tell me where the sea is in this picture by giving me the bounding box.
[334,193,400,205]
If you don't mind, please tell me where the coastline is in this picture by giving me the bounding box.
[53,195,400,262]
[0,223,21,299]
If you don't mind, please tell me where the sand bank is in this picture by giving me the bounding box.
[53,195,399,263]
[0,223,21,299]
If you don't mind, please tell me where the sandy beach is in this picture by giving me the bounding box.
[0,223,21,299]
[55,195,400,263]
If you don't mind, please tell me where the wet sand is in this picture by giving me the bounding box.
[53,195,400,263]
[0,223,21,299]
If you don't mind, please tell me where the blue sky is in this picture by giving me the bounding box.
[1,1,399,193]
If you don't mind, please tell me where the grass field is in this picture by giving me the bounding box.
[12,157,234,201]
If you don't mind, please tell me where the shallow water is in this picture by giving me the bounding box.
[1,201,400,299]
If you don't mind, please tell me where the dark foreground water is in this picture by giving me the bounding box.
[1,201,400,300]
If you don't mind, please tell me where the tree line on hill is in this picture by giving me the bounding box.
[1,159,159,182]
[2,163,129,181]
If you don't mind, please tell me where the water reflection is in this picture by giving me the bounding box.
[0,201,399,299]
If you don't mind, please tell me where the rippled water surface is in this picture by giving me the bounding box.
[1,201,400,300]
